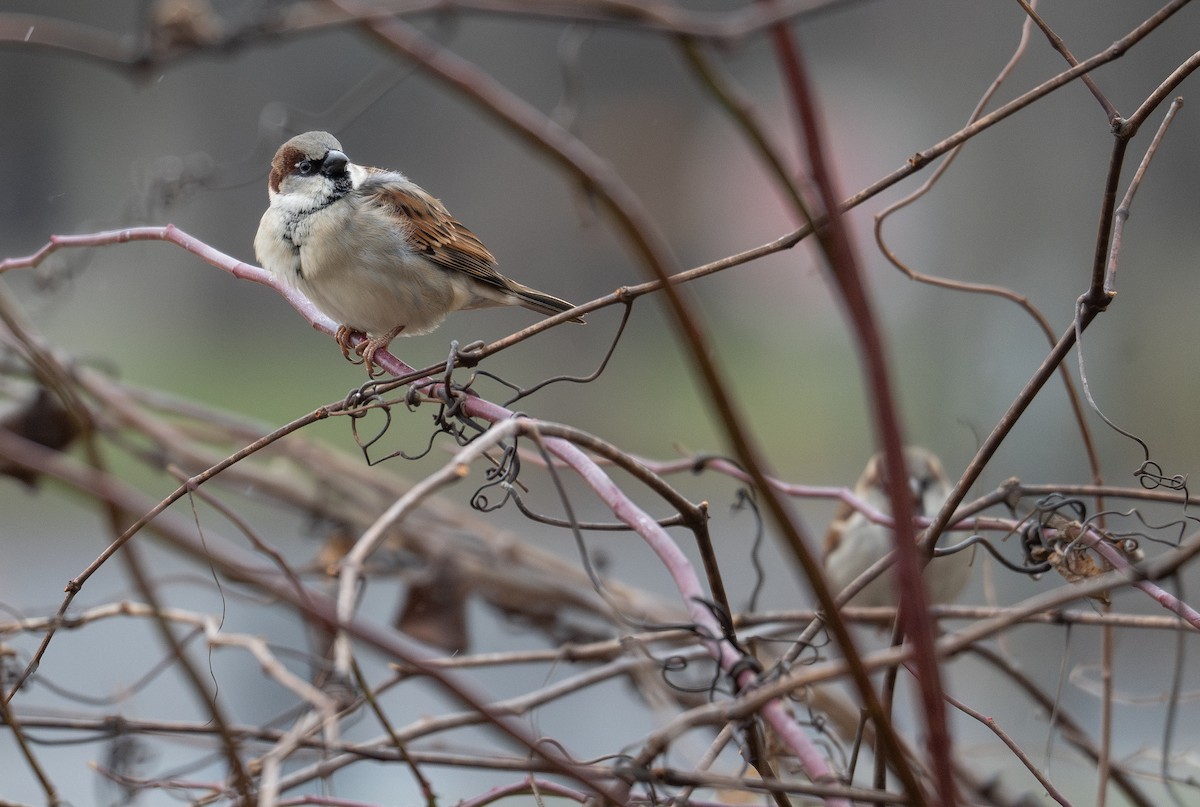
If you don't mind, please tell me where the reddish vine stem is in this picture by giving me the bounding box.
[763,12,948,805]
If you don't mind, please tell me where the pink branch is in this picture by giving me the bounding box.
[461,398,847,802]
[1070,525,1200,628]
[0,226,422,377]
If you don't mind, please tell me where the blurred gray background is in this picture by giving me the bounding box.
[3,1,1200,805]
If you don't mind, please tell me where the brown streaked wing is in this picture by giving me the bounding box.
[824,457,879,556]
[823,502,856,556]
[364,179,518,292]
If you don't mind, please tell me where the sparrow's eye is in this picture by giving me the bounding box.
[296,159,316,176]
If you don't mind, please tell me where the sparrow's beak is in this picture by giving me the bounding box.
[321,150,349,178]
[909,475,928,510]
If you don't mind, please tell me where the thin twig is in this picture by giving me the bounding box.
[943,682,1073,806]
[1107,97,1184,294]
[1014,0,1117,122]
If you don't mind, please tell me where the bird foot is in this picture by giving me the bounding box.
[337,325,406,377]
[335,326,364,365]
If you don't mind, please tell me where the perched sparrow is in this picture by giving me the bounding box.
[822,447,973,608]
[254,131,582,375]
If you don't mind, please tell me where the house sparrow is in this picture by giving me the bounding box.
[822,447,973,608]
[254,131,582,375]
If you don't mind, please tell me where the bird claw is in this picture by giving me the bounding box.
[335,326,364,365]
[335,325,405,377]
[359,339,388,378]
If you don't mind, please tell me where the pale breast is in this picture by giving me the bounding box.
[253,207,302,281]
[293,200,470,335]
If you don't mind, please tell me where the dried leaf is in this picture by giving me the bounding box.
[395,557,469,654]
[0,387,81,488]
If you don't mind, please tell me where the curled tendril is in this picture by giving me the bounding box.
[732,488,766,612]
[403,385,423,410]
[693,596,747,657]
[341,370,486,464]
[1034,492,1087,523]
[782,632,827,670]
[425,370,488,451]
[1017,495,1156,591]
[1018,495,1090,575]
[690,452,744,475]
[345,383,394,460]
[949,533,1046,574]
[658,653,721,696]
[689,597,767,698]
[395,426,441,462]
[453,339,487,368]
[503,300,633,406]
[470,441,521,513]
[441,340,479,399]
[344,377,388,411]
[726,654,764,687]
[462,302,633,406]
[1135,459,1188,492]
[1078,506,1181,552]
[1016,531,1058,577]
[507,489,687,530]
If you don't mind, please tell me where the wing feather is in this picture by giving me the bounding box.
[363,179,510,289]
[359,173,580,320]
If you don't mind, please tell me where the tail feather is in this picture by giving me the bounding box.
[511,283,585,323]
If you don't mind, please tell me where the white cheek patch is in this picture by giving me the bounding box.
[276,176,334,211]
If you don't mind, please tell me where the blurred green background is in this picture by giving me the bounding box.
[3,1,1200,805]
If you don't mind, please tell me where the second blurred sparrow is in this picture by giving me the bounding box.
[823,447,973,607]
